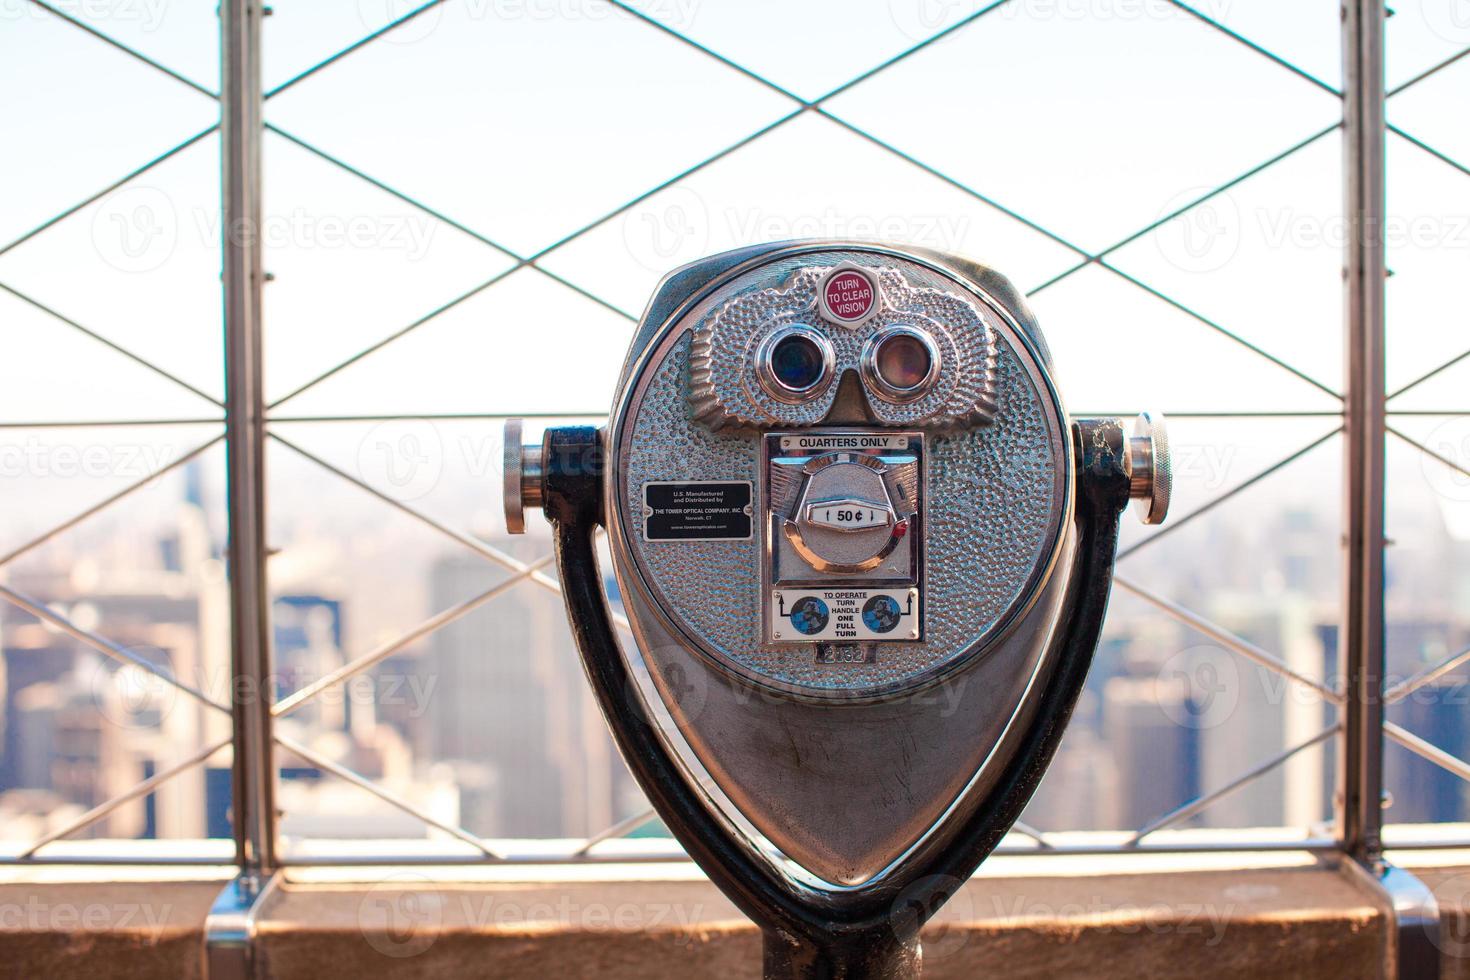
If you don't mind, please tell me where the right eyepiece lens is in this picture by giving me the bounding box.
[770,333,826,392]
[874,332,933,392]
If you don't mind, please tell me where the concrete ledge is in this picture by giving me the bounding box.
[0,877,226,980]
[260,859,1391,980]
[0,853,1435,979]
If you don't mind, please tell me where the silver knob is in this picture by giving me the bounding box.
[1127,411,1171,526]
[503,418,544,534]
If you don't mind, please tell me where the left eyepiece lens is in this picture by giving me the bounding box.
[758,327,834,402]
[771,334,825,391]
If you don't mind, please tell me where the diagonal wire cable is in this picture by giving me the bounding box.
[24,0,218,98]
[264,0,449,99]
[1389,424,1470,481]
[1113,575,1342,703]
[265,1,1021,409]
[813,110,1091,256]
[604,0,1348,399]
[24,0,1451,425]
[20,738,232,858]
[0,433,224,569]
[0,125,217,259]
[268,411,605,424]
[0,282,224,407]
[272,554,557,718]
[263,123,638,321]
[0,583,230,715]
[18,0,1464,862]
[1026,123,1343,297]
[0,417,223,429]
[1386,646,1470,704]
[264,106,800,410]
[598,0,807,103]
[1388,43,1470,97]
[267,431,632,632]
[1117,426,1342,561]
[528,109,803,268]
[1386,722,1470,785]
[274,732,500,857]
[1008,821,1055,849]
[1389,122,1470,178]
[1127,724,1339,844]
[1167,0,1341,96]
[262,0,1419,411]
[574,805,661,857]
[265,264,526,409]
[1095,261,1342,398]
[1387,346,1470,402]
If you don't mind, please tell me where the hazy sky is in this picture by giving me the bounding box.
[1,2,1466,839]
[0,0,1467,550]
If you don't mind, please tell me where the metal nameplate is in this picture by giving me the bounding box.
[643,480,753,541]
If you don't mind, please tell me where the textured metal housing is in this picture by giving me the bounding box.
[601,241,1079,886]
[689,260,1000,431]
[612,244,1070,700]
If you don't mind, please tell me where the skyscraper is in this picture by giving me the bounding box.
[425,545,625,839]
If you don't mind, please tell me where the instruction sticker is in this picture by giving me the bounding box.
[643,481,753,541]
[769,588,921,643]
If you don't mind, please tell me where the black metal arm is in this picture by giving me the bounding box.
[542,421,1130,978]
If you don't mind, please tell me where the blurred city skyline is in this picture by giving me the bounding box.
[2,0,1468,853]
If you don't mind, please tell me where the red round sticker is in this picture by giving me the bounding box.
[822,268,876,324]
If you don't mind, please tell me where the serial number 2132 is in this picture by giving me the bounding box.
[815,645,876,665]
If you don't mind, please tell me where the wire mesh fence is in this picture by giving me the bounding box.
[0,0,1467,867]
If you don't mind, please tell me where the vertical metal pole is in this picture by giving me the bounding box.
[221,0,275,876]
[1338,0,1387,868]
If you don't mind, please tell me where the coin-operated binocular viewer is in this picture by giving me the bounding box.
[505,242,1170,978]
